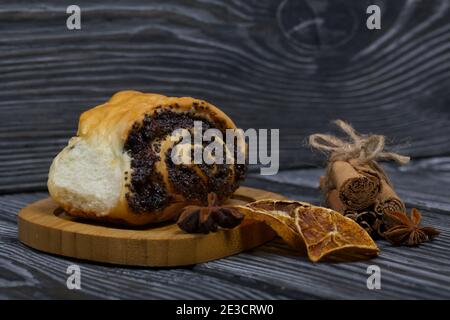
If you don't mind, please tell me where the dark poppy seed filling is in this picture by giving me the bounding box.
[166,152,209,203]
[124,122,168,213]
[124,108,247,214]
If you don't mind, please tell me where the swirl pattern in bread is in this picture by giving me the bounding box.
[48,91,247,225]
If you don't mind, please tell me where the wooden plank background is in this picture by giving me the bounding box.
[1,0,450,299]
[1,0,450,193]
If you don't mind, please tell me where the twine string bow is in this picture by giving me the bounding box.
[309,120,410,165]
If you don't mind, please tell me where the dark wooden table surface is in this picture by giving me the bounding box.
[1,0,450,299]
[2,160,450,299]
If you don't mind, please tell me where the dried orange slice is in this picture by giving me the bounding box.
[235,199,379,262]
[295,205,379,262]
[235,200,309,252]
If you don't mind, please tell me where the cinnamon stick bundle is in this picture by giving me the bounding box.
[310,120,410,238]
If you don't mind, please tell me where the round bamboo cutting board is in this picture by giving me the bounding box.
[18,187,284,267]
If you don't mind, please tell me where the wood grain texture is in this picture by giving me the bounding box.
[1,0,450,193]
[1,159,450,299]
[17,187,281,267]
[1,0,450,300]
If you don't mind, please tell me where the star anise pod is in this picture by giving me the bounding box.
[176,193,244,234]
[381,208,439,246]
